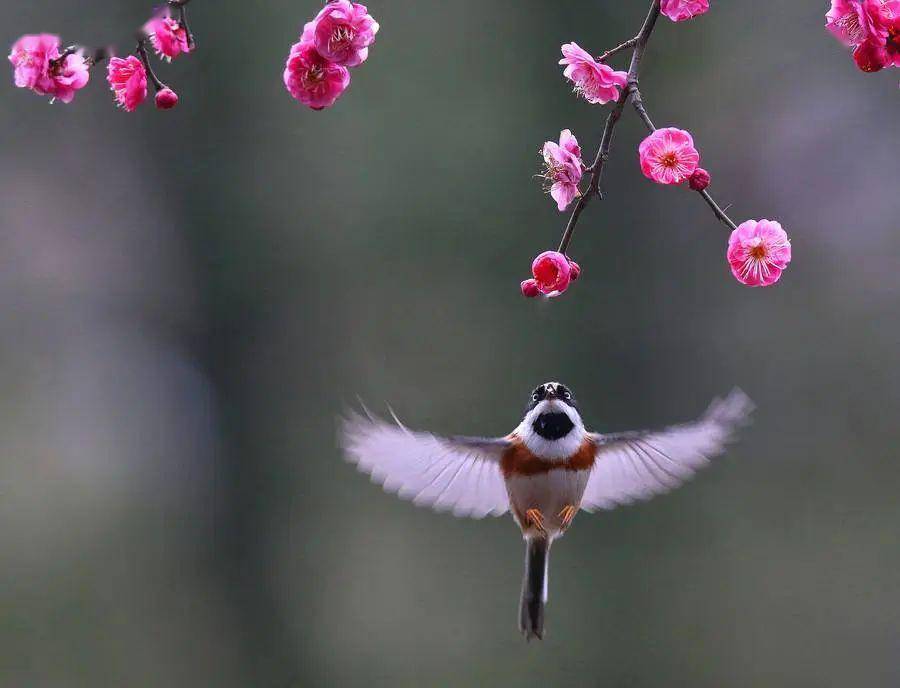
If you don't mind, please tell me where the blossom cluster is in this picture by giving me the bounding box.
[523,0,792,299]
[8,3,194,111]
[826,0,900,74]
[521,252,581,299]
[108,8,193,112]
[283,1,379,110]
[8,34,89,104]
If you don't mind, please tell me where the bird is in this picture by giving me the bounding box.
[340,383,753,640]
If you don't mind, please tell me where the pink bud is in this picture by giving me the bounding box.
[531,250,572,296]
[155,87,179,109]
[567,259,581,281]
[520,279,540,298]
[853,39,888,73]
[688,167,710,191]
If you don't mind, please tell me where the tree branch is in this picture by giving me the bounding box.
[630,85,738,231]
[136,39,166,92]
[597,37,638,63]
[557,0,661,255]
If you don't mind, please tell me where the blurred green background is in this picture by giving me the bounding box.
[2,1,899,686]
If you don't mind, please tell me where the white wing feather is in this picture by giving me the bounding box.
[340,410,511,518]
[581,389,753,512]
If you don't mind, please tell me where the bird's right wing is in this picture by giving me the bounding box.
[340,409,512,518]
[581,389,753,512]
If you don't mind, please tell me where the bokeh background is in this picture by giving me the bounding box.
[2,1,899,686]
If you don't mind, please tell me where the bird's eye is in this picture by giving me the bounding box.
[532,392,539,402]
[563,391,571,400]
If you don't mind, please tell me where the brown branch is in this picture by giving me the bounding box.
[630,85,738,231]
[136,39,166,92]
[597,37,638,63]
[558,0,661,255]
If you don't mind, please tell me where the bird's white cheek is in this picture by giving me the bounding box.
[516,401,586,461]
[520,428,585,461]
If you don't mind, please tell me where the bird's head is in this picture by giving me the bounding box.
[518,382,585,459]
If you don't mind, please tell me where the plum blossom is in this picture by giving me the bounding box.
[531,251,572,296]
[145,13,193,61]
[660,0,710,22]
[560,42,628,104]
[107,55,148,112]
[302,0,379,67]
[887,14,900,65]
[638,127,701,185]
[284,40,351,109]
[726,220,792,287]
[826,0,889,45]
[540,129,585,211]
[826,0,900,72]
[8,34,89,103]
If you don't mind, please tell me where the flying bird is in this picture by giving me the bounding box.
[340,384,753,640]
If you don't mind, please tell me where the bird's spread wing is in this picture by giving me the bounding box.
[581,389,754,512]
[340,410,512,518]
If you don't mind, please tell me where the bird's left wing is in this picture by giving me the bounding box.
[581,389,754,512]
[340,410,512,518]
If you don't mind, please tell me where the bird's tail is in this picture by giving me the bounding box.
[519,536,551,641]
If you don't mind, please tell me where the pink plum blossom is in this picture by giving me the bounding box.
[726,219,792,287]
[155,87,179,109]
[660,0,710,22]
[826,0,900,71]
[44,52,89,103]
[302,0,379,67]
[887,15,900,66]
[283,40,351,109]
[520,279,540,298]
[826,0,890,46]
[145,13,193,61]
[9,33,57,91]
[541,129,585,212]
[559,42,628,105]
[638,127,701,185]
[107,55,148,112]
[8,34,89,103]
[532,251,572,296]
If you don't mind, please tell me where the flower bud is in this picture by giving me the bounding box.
[567,259,581,281]
[520,279,541,298]
[853,40,888,73]
[155,87,179,109]
[688,167,710,191]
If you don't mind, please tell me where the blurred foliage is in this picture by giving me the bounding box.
[1,1,899,686]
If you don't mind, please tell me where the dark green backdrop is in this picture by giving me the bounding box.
[2,1,899,686]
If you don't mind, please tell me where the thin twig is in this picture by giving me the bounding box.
[136,40,166,92]
[597,37,638,63]
[630,85,738,231]
[558,0,661,255]
[173,3,195,49]
[698,190,738,230]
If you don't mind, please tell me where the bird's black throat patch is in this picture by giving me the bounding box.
[532,412,574,440]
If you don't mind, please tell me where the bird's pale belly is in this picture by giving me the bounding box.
[506,469,591,537]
